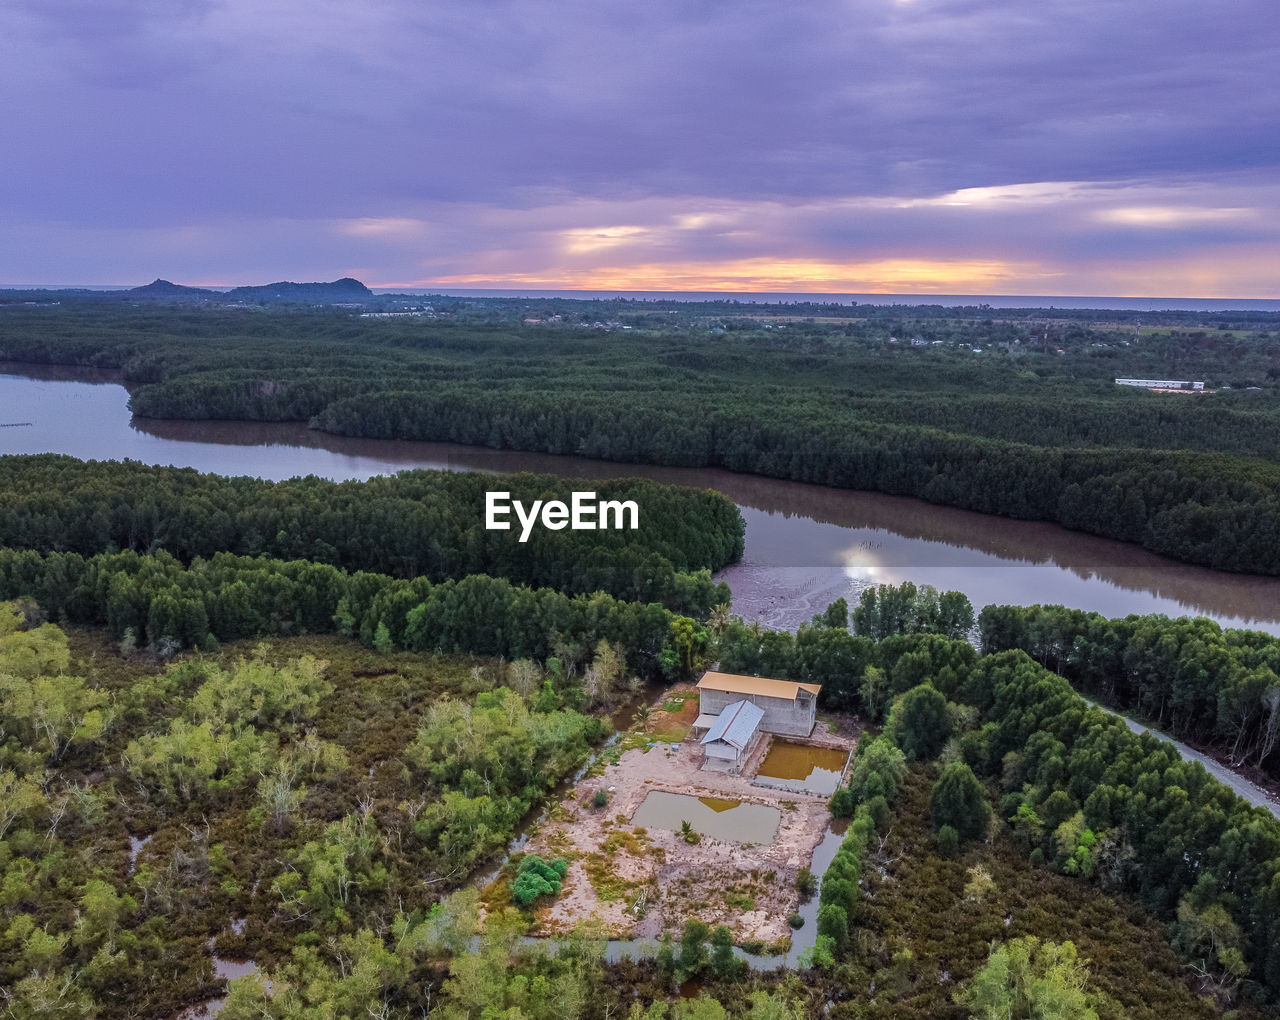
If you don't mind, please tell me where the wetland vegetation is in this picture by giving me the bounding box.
[3,294,1280,1016]
[5,583,1280,1016]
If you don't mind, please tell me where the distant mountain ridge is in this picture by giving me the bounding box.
[129,279,217,297]
[225,278,373,302]
[127,277,373,303]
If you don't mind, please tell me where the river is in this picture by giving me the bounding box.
[3,364,1279,638]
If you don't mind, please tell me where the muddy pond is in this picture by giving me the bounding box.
[630,791,781,844]
[752,741,850,797]
[4,364,1280,636]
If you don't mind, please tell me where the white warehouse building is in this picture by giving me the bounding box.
[1115,378,1205,391]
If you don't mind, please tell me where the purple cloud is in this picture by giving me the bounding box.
[1,0,1277,292]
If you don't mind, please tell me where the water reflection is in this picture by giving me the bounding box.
[3,365,1279,635]
[753,742,848,797]
[630,791,781,844]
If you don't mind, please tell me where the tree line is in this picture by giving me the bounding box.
[815,623,1280,1002]
[979,603,1280,781]
[0,547,701,679]
[942,651,1280,1001]
[0,455,740,616]
[306,387,1280,574]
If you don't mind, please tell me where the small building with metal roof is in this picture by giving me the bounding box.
[693,672,820,739]
[700,699,765,763]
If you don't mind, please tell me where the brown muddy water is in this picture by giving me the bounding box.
[630,791,781,844]
[3,364,1280,636]
[754,741,849,797]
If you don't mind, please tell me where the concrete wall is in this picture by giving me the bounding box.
[700,688,816,738]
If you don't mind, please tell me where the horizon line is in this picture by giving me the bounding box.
[3,283,1279,304]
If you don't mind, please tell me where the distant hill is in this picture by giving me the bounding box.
[128,279,217,297]
[224,278,373,303]
[124,277,374,304]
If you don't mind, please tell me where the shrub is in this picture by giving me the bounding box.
[511,853,568,906]
[937,824,959,858]
[817,903,849,950]
[788,912,804,929]
[828,787,855,818]
[866,794,890,832]
[891,683,952,760]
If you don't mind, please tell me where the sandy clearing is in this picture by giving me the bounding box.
[526,727,855,945]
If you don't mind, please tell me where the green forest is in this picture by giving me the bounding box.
[979,603,1280,780]
[0,456,742,617]
[2,299,1279,574]
[5,568,1280,1015]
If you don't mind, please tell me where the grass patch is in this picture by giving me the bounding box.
[662,690,700,713]
[582,854,644,903]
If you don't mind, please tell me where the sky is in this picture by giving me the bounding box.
[2,0,1278,296]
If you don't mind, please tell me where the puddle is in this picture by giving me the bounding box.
[631,791,780,844]
[127,834,152,876]
[753,741,849,796]
[782,820,847,965]
[213,957,258,982]
[169,949,268,1018]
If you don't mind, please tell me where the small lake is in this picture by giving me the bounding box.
[630,791,781,844]
[753,741,849,797]
[3,364,1280,636]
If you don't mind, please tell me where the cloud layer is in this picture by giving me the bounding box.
[3,0,1278,294]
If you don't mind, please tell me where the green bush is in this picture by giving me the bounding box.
[817,903,849,950]
[511,854,568,906]
[866,794,890,832]
[937,824,959,858]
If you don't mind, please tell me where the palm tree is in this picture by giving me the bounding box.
[708,603,733,639]
[631,703,656,730]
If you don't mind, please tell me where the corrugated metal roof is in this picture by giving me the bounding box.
[697,672,820,700]
[700,699,764,750]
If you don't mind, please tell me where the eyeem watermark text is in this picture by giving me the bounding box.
[485,491,639,542]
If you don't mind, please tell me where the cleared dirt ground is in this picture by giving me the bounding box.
[523,692,855,946]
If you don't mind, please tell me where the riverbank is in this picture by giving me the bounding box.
[4,365,1279,635]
